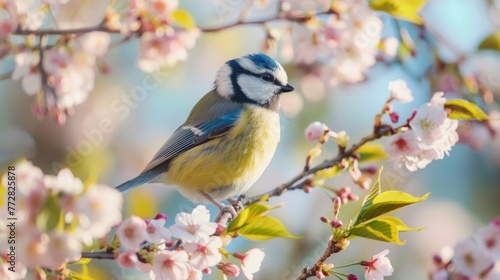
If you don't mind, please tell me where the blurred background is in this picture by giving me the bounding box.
[1,0,500,279]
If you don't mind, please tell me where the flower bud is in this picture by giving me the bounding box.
[335,131,349,149]
[154,213,168,220]
[217,263,240,277]
[331,220,343,228]
[389,111,399,123]
[305,122,328,142]
[347,274,358,280]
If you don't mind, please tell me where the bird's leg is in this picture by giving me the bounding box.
[202,192,239,223]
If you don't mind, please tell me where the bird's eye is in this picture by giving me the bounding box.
[260,73,274,83]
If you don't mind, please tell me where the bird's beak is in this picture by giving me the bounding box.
[280,84,294,93]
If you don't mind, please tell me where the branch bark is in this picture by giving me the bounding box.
[81,252,115,260]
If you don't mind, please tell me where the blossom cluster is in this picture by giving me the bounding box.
[384,81,459,171]
[0,0,198,122]
[0,161,122,279]
[114,206,265,280]
[13,32,110,123]
[268,0,386,85]
[430,218,500,279]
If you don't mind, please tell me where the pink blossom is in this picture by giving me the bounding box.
[235,249,265,280]
[152,250,190,280]
[4,1,46,30]
[184,236,223,270]
[116,251,139,269]
[169,205,217,242]
[79,32,110,58]
[44,231,82,269]
[452,237,494,277]
[74,184,122,244]
[385,131,421,159]
[187,267,203,280]
[363,249,394,280]
[476,222,500,259]
[116,216,148,251]
[145,216,172,244]
[138,29,199,72]
[388,80,413,103]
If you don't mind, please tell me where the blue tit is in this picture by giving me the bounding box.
[116,53,294,215]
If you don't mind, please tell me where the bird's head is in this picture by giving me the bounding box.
[214,53,294,110]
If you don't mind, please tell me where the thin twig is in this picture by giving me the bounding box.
[81,252,115,260]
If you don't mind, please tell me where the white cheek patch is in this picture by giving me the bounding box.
[215,64,234,98]
[273,64,288,86]
[237,75,279,104]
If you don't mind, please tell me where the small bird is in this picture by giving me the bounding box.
[116,53,294,218]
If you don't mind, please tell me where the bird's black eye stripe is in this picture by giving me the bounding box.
[260,73,274,83]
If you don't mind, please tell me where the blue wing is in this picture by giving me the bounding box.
[115,109,241,193]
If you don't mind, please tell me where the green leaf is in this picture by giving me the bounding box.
[236,216,301,240]
[478,32,500,51]
[356,191,430,224]
[348,217,405,245]
[354,167,383,225]
[356,143,388,163]
[225,203,276,234]
[444,99,489,121]
[172,9,196,29]
[376,216,424,232]
[369,0,427,24]
[36,195,62,232]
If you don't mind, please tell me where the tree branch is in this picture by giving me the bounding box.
[244,125,394,206]
[81,252,115,260]
[11,9,335,37]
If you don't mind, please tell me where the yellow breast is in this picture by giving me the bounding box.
[165,106,280,202]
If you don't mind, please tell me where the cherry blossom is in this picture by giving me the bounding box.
[4,0,46,30]
[43,168,83,195]
[235,248,265,280]
[388,80,413,103]
[151,250,190,280]
[169,205,217,242]
[137,29,199,73]
[184,236,223,270]
[145,216,173,244]
[362,249,394,280]
[187,267,203,280]
[452,237,494,277]
[116,216,148,251]
[476,222,500,259]
[386,92,459,171]
[74,184,123,244]
[45,231,82,269]
[11,51,42,95]
[116,251,139,269]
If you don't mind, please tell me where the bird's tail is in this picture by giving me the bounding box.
[115,170,163,193]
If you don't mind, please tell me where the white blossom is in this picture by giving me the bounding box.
[116,216,148,251]
[169,205,217,242]
[452,237,494,278]
[152,250,190,280]
[184,236,223,270]
[389,80,413,103]
[364,249,394,280]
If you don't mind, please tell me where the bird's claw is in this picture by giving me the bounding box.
[215,200,244,224]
